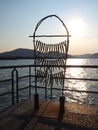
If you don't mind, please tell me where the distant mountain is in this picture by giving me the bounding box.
[0,48,98,59]
[0,48,74,59]
[0,48,34,59]
[74,53,98,58]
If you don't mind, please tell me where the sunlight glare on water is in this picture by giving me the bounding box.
[65,59,89,103]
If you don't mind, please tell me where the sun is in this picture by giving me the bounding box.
[68,19,86,38]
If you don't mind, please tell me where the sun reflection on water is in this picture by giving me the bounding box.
[64,59,89,103]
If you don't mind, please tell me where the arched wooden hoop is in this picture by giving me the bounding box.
[33,15,70,49]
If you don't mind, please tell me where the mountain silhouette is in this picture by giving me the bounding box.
[0,48,34,59]
[0,48,98,59]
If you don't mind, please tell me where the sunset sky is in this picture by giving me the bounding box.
[0,0,98,55]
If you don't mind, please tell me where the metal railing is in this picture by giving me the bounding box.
[0,64,98,107]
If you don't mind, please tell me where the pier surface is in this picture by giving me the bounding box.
[0,99,98,130]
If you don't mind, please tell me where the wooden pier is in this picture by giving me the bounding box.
[0,99,98,130]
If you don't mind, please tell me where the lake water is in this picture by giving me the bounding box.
[0,58,98,109]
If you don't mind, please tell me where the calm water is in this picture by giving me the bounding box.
[0,59,98,109]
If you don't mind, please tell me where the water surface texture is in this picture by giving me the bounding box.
[0,59,98,109]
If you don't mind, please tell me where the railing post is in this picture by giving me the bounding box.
[11,68,19,105]
[16,69,19,103]
[59,72,65,113]
[34,93,39,110]
[50,82,53,100]
[12,69,15,105]
[45,76,47,100]
[59,96,65,113]
[50,72,53,100]
[29,66,32,99]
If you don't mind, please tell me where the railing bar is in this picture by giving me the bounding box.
[1,64,98,69]
[67,65,98,68]
[49,88,98,94]
[31,85,98,93]
[0,85,98,97]
[65,77,98,81]
[0,86,30,97]
[34,75,98,81]
[33,65,98,68]
[19,75,29,78]
[14,75,32,80]
[0,91,12,96]
[0,65,33,69]
[0,76,30,83]
[0,79,11,83]
[18,86,30,91]
[1,77,98,83]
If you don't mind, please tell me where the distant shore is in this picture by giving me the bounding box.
[0,48,98,59]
